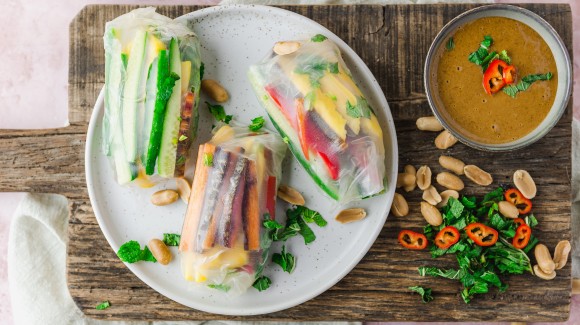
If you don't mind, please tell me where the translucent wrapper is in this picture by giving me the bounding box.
[179,124,287,295]
[248,36,386,203]
[102,7,202,186]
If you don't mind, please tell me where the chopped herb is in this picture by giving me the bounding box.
[117,240,157,263]
[272,245,296,273]
[206,101,233,124]
[162,233,181,246]
[328,62,339,74]
[249,116,265,132]
[200,62,205,80]
[175,155,186,165]
[203,153,213,167]
[499,50,511,64]
[408,286,434,303]
[299,206,328,227]
[503,72,553,98]
[283,136,290,144]
[95,300,111,310]
[142,246,156,262]
[178,135,188,142]
[311,34,327,42]
[252,276,272,291]
[503,85,519,98]
[346,98,371,119]
[263,214,284,230]
[446,37,455,51]
[208,284,231,292]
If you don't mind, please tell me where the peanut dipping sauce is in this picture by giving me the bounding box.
[434,17,557,144]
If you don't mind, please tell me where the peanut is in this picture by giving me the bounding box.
[403,165,417,192]
[513,169,537,199]
[151,189,179,206]
[201,79,229,103]
[422,185,442,206]
[438,155,465,175]
[277,185,306,206]
[175,177,191,204]
[396,173,416,189]
[464,165,493,186]
[533,264,556,280]
[420,201,443,226]
[534,244,555,274]
[435,130,458,149]
[416,165,432,190]
[391,193,409,217]
[416,116,444,131]
[436,172,464,191]
[437,190,459,208]
[498,201,519,219]
[148,239,172,265]
[553,240,571,270]
[273,41,301,55]
[335,208,367,224]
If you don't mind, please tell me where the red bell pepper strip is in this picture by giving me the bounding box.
[398,230,428,250]
[318,151,339,180]
[465,223,499,247]
[434,226,460,249]
[265,176,277,220]
[265,85,297,129]
[295,98,310,160]
[504,188,532,214]
[502,65,516,85]
[512,224,532,249]
[482,59,516,95]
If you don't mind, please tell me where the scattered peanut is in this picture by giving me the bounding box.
[201,79,229,103]
[437,190,459,208]
[534,244,555,274]
[553,240,571,270]
[438,155,465,175]
[436,172,464,191]
[175,177,191,204]
[403,165,417,192]
[434,130,458,149]
[335,208,367,224]
[422,185,442,206]
[391,193,409,217]
[396,173,416,189]
[513,170,537,199]
[151,189,179,206]
[277,185,305,206]
[416,165,432,190]
[148,239,172,265]
[463,165,493,186]
[416,116,444,131]
[273,41,301,55]
[404,165,416,175]
[420,201,443,226]
[498,201,519,219]
[533,264,556,280]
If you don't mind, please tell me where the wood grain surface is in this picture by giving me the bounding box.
[0,3,572,321]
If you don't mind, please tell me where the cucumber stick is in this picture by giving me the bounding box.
[141,56,159,168]
[122,30,148,162]
[158,38,182,177]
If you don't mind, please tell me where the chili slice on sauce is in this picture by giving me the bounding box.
[512,224,532,249]
[398,230,428,250]
[513,218,525,228]
[434,226,460,249]
[483,59,516,95]
[504,188,532,214]
[465,223,499,247]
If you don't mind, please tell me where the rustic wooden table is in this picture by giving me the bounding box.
[0,3,572,322]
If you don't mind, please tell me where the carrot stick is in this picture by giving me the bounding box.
[243,160,260,251]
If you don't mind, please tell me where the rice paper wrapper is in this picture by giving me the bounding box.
[178,124,287,295]
[248,36,386,204]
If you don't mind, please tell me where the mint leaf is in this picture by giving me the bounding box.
[249,116,265,132]
[408,286,434,303]
[263,217,284,230]
[298,206,327,227]
[117,241,157,263]
[503,85,518,98]
[142,246,157,262]
[311,34,327,42]
[346,98,371,119]
[328,62,339,74]
[206,101,233,124]
[446,37,454,51]
[208,284,231,292]
[272,245,296,273]
[252,276,272,291]
[95,300,111,310]
[163,233,181,246]
[499,50,511,64]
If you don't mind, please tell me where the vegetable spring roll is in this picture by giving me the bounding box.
[179,124,286,295]
[102,7,202,185]
[248,35,386,203]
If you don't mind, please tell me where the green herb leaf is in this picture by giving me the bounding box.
[346,98,372,119]
[297,216,316,244]
[208,284,231,292]
[206,101,233,124]
[117,240,157,263]
[178,135,188,142]
[446,37,455,51]
[503,85,518,98]
[525,214,538,228]
[504,72,553,98]
[249,116,265,132]
[252,276,272,291]
[163,233,181,246]
[311,34,328,42]
[263,218,284,230]
[272,245,296,273]
[408,286,434,303]
[200,62,205,80]
[481,35,493,49]
[95,300,111,310]
[329,62,339,74]
[298,206,327,227]
[418,266,465,280]
[499,50,511,64]
[142,246,157,262]
[203,153,213,167]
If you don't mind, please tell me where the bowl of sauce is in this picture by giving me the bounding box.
[424,5,572,151]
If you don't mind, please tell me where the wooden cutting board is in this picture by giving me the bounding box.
[0,3,572,321]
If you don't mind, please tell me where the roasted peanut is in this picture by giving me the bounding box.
[534,244,555,274]
[436,172,464,191]
[533,264,556,280]
[403,165,417,192]
[437,190,459,208]
[498,201,519,219]
[273,41,301,55]
[416,116,444,131]
[396,173,416,189]
[148,239,172,265]
[151,189,179,206]
[435,130,458,149]
[404,165,416,175]
[513,169,536,199]
[176,177,191,204]
[391,193,409,217]
[421,201,443,226]
[553,240,571,270]
[464,165,493,186]
[416,165,432,190]
[438,155,465,175]
[335,208,367,224]
[422,185,442,206]
[277,185,306,206]
[201,79,229,103]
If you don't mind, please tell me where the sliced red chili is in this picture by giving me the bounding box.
[504,188,532,214]
[398,230,428,250]
[512,224,531,249]
[502,65,516,85]
[465,223,498,247]
[482,60,516,95]
[434,226,460,249]
[513,218,525,228]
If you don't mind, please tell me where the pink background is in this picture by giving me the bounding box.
[0,0,577,323]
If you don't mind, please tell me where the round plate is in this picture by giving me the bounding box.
[86,4,398,316]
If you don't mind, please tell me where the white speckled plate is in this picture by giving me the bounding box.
[86,5,398,316]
